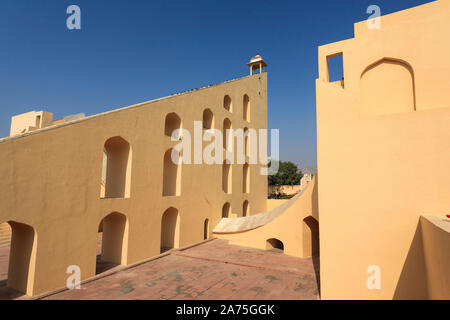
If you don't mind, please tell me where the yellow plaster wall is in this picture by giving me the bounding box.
[316,0,450,299]
[0,73,268,296]
[266,199,289,210]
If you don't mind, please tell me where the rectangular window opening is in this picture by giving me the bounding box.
[327,53,344,84]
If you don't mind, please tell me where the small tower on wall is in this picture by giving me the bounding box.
[248,54,267,75]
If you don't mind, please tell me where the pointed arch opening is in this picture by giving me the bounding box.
[202,109,214,130]
[243,94,250,122]
[303,216,319,257]
[223,118,232,151]
[360,58,416,116]
[96,212,128,274]
[161,207,180,253]
[242,200,249,217]
[244,127,249,157]
[243,163,250,193]
[222,162,232,194]
[165,112,182,139]
[163,148,182,197]
[224,95,232,112]
[0,221,37,296]
[101,136,132,199]
[266,238,284,253]
[203,219,209,240]
[222,202,231,218]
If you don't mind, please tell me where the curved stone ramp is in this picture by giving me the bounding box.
[213,175,319,258]
[214,187,306,234]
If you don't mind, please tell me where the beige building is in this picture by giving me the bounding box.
[215,0,450,300]
[316,0,450,299]
[0,64,268,296]
[1,0,450,300]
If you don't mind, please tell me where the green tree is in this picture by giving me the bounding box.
[268,161,303,186]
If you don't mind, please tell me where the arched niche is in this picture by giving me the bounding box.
[242,200,249,217]
[161,207,180,252]
[224,95,232,112]
[223,118,232,151]
[203,219,209,240]
[203,109,214,130]
[360,58,415,116]
[243,94,250,122]
[222,162,232,194]
[165,112,182,139]
[163,148,182,197]
[243,163,250,193]
[2,221,37,295]
[101,136,132,199]
[97,212,129,274]
[222,202,231,218]
[303,216,319,257]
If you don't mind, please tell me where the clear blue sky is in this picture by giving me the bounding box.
[0,0,433,168]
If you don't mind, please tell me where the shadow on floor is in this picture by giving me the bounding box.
[160,247,172,254]
[0,279,25,300]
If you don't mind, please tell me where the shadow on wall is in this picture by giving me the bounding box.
[102,137,132,199]
[312,254,320,296]
[303,216,320,295]
[393,220,428,299]
[311,174,320,293]
[311,173,319,221]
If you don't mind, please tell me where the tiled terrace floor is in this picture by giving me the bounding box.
[0,239,320,300]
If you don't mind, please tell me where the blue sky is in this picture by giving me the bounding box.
[0,0,433,168]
